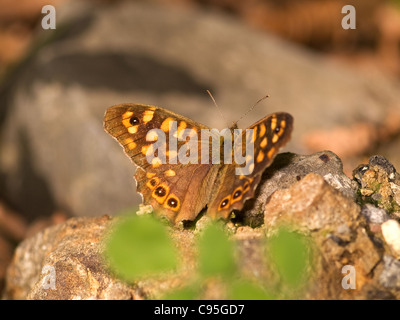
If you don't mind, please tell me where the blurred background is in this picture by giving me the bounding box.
[0,0,400,294]
[2,0,400,78]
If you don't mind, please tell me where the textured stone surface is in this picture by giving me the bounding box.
[4,171,400,300]
[382,219,400,258]
[264,173,362,231]
[3,216,139,300]
[264,173,399,299]
[2,215,266,300]
[242,151,357,226]
[361,203,390,225]
[1,1,400,222]
[353,155,400,215]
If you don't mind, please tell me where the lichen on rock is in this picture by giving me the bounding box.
[353,155,400,215]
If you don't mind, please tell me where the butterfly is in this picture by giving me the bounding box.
[104,103,293,224]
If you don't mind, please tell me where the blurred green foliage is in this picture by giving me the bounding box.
[228,280,275,300]
[105,213,178,281]
[198,222,236,278]
[267,227,311,291]
[105,210,312,299]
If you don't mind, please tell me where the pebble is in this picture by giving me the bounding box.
[361,204,389,224]
[382,219,400,257]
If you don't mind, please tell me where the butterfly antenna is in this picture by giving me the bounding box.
[206,90,228,126]
[235,94,270,125]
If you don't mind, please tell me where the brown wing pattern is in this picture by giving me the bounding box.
[104,104,293,224]
[104,104,216,223]
[207,112,293,219]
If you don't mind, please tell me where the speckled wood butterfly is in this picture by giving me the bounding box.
[104,103,293,224]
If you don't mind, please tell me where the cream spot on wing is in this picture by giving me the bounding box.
[122,111,134,119]
[248,163,255,174]
[152,157,162,168]
[146,130,159,142]
[143,110,154,123]
[146,172,156,178]
[122,118,132,128]
[128,126,138,134]
[165,169,176,177]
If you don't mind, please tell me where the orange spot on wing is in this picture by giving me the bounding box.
[161,118,174,132]
[256,150,264,163]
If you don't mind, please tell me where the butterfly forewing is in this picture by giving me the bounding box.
[104,104,210,168]
[104,104,219,223]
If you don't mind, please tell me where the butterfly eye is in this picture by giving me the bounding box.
[155,186,167,197]
[130,117,140,125]
[167,197,178,208]
[220,198,229,209]
[146,176,160,190]
[233,190,242,199]
[164,194,180,212]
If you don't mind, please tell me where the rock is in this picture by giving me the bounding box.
[1,1,400,222]
[3,216,139,300]
[264,173,399,299]
[361,203,390,225]
[353,155,400,214]
[264,173,362,231]
[242,151,357,226]
[379,255,400,290]
[382,219,400,258]
[2,214,268,300]
[5,169,400,300]
[369,155,398,179]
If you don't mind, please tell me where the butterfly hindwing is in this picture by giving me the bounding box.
[207,112,293,219]
[135,164,217,223]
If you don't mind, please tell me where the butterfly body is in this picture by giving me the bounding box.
[104,103,293,224]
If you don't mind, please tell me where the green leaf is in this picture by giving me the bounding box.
[228,280,276,300]
[105,214,178,281]
[267,227,311,288]
[197,222,236,278]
